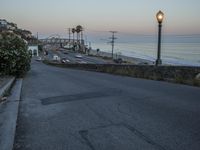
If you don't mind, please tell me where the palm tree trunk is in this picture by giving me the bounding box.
[77,32,79,43]
[73,33,74,44]
[81,31,83,44]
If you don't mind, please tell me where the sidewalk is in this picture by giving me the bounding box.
[0,79,23,150]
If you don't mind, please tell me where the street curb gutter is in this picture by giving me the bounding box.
[0,79,23,150]
[0,77,15,97]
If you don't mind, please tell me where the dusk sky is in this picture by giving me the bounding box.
[1,0,200,38]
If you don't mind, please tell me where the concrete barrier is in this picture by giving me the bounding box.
[44,61,200,87]
[0,77,15,98]
[0,79,23,150]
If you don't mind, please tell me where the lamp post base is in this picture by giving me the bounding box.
[155,59,162,66]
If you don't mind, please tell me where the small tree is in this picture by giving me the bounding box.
[96,48,100,55]
[0,32,31,77]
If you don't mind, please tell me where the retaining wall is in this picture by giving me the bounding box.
[44,61,200,86]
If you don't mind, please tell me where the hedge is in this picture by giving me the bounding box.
[0,32,31,77]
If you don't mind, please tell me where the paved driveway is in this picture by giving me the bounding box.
[14,60,200,150]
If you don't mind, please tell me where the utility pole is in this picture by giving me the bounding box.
[36,32,39,56]
[68,28,71,43]
[36,32,39,45]
[109,31,117,58]
[37,32,38,41]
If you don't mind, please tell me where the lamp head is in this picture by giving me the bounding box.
[156,10,164,23]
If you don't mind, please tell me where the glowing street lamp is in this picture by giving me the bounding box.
[156,10,164,24]
[155,10,164,66]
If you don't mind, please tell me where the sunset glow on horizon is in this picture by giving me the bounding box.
[1,0,200,38]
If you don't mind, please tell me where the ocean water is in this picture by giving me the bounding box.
[90,35,200,66]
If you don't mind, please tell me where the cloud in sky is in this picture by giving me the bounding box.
[1,0,200,37]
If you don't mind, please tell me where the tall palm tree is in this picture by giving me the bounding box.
[76,25,83,43]
[72,28,76,44]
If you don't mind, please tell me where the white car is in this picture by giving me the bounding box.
[53,55,60,61]
[35,57,42,61]
[61,58,70,63]
[75,54,83,58]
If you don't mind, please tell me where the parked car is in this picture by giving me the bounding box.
[35,56,42,61]
[114,58,123,64]
[52,55,60,61]
[61,58,70,63]
[75,54,83,58]
[63,51,68,54]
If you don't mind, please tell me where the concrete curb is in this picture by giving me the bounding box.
[0,78,23,150]
[0,77,15,97]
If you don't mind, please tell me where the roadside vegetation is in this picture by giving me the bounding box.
[0,32,31,77]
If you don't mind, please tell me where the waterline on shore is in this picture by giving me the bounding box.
[90,42,200,66]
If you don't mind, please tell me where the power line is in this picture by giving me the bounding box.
[109,31,117,58]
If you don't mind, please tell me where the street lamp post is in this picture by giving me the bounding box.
[155,10,164,66]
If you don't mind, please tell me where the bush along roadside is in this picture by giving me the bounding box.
[0,32,31,77]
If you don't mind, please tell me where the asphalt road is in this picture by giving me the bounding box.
[14,60,200,150]
[48,49,108,64]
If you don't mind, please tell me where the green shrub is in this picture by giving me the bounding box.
[175,76,185,84]
[0,32,31,77]
[192,79,200,86]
